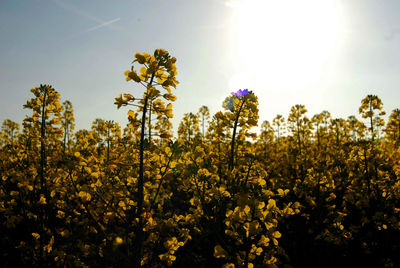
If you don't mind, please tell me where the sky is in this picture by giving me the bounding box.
[1,0,400,135]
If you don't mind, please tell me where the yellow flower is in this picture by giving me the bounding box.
[38,194,47,205]
[115,237,123,245]
[127,70,141,82]
[273,231,281,238]
[78,191,91,202]
[56,210,65,219]
[267,199,276,209]
[214,245,228,258]
[134,53,146,64]
[32,232,40,239]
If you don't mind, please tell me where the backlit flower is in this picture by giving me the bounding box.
[232,89,249,98]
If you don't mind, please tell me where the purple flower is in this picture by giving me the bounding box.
[232,89,249,98]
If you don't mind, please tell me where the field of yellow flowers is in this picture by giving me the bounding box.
[1,49,399,267]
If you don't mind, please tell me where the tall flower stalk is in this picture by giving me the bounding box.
[229,89,249,170]
[115,49,178,267]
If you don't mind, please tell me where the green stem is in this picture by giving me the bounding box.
[39,86,47,265]
[229,98,245,171]
[133,71,155,268]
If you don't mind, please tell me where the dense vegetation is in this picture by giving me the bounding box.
[1,49,399,267]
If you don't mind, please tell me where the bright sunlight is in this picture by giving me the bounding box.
[228,0,346,92]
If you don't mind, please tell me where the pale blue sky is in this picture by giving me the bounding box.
[1,0,399,134]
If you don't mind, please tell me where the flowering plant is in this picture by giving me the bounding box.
[232,88,249,98]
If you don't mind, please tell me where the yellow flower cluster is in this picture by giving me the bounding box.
[1,53,400,268]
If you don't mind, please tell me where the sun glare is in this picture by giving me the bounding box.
[228,0,346,92]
